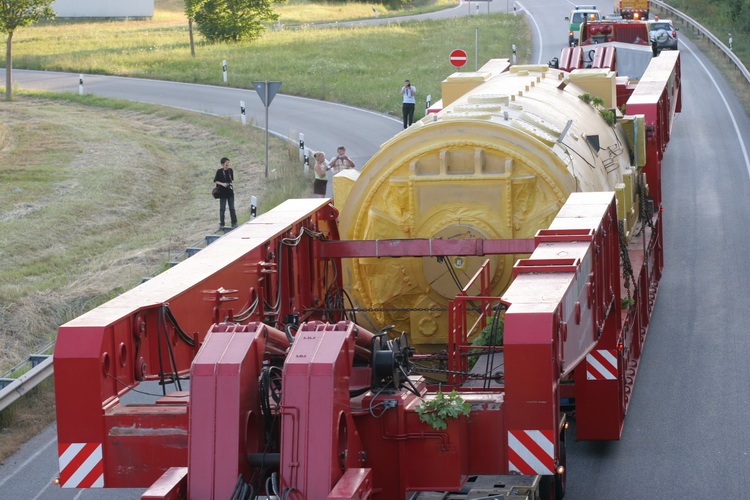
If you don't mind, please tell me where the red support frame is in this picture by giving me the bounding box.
[626,50,681,207]
[54,199,340,488]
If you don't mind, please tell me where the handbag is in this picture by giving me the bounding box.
[212,186,221,199]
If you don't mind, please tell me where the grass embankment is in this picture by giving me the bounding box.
[0,94,304,459]
[0,93,304,371]
[654,0,749,66]
[0,0,530,461]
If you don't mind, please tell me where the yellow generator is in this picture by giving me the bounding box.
[335,61,645,351]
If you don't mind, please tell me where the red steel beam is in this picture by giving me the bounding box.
[317,238,535,259]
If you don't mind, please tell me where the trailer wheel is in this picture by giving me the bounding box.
[540,428,567,499]
[539,476,555,500]
[555,431,567,499]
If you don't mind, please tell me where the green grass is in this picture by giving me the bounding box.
[0,91,305,369]
[276,0,459,24]
[5,5,531,118]
[655,0,749,65]
[151,0,459,24]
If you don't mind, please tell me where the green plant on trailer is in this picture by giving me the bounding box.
[416,389,471,430]
[579,92,616,126]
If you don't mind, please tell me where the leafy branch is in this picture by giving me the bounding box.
[416,390,471,430]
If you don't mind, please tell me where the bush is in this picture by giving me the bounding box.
[194,0,283,43]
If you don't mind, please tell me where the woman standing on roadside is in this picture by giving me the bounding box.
[313,151,329,198]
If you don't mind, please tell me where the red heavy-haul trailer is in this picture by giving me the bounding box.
[54,48,681,499]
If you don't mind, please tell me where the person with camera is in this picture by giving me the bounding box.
[328,146,355,175]
[401,79,417,129]
[213,157,238,229]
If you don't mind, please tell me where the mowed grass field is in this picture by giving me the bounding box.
[0,0,530,460]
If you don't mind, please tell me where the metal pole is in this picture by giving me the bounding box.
[475,28,479,71]
[264,81,269,179]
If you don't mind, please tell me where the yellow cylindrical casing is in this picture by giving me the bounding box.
[336,63,638,350]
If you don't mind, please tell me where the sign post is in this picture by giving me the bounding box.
[449,49,468,68]
[252,81,283,178]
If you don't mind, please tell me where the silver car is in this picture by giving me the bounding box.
[648,19,679,50]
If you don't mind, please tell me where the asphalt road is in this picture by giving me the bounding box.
[2,1,750,499]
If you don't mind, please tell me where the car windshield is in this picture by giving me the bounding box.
[572,12,599,23]
[650,22,672,31]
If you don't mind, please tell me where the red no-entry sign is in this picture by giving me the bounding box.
[449,49,468,68]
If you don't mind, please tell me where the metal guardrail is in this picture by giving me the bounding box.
[651,0,750,85]
[0,353,54,413]
[0,228,232,413]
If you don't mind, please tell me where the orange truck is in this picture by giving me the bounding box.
[614,0,649,20]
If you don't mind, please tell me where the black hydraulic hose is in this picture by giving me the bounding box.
[155,307,167,395]
[163,304,195,347]
[161,306,183,392]
[284,324,297,344]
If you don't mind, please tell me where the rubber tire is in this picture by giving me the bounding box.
[556,431,567,499]
[539,475,555,500]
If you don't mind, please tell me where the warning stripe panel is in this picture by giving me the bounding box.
[508,429,554,475]
[586,349,618,380]
[58,443,104,488]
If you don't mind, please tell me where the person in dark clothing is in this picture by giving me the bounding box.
[213,157,237,228]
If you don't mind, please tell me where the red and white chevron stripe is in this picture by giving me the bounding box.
[508,429,555,475]
[586,349,618,380]
[58,442,104,488]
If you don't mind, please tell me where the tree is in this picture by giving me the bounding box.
[184,0,208,57]
[193,0,284,44]
[0,0,55,100]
